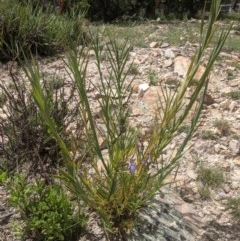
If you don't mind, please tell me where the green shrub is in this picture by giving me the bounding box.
[0,0,85,60]
[25,0,230,238]
[8,174,86,240]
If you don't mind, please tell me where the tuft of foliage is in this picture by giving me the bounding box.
[0,0,85,61]
[213,119,231,136]
[0,68,78,178]
[201,129,218,140]
[197,165,224,199]
[7,174,86,241]
[197,166,224,188]
[226,91,240,100]
[147,69,158,86]
[128,63,139,75]
[178,124,190,134]
[227,196,240,221]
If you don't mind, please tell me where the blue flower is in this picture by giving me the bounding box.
[129,162,136,174]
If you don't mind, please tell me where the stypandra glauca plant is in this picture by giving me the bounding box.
[25,0,231,238]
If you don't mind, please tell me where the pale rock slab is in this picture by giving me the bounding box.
[163,59,173,68]
[164,49,175,59]
[229,139,240,154]
[139,83,150,91]
[220,86,232,94]
[173,56,205,81]
[229,101,237,112]
[161,42,170,48]
[131,86,165,117]
[149,42,159,48]
[186,169,198,180]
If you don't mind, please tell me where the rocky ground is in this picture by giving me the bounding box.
[1,20,240,240]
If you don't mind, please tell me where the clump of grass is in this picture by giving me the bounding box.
[44,74,66,90]
[165,79,179,89]
[226,91,240,100]
[198,186,211,199]
[128,64,139,75]
[197,165,224,199]
[197,166,224,187]
[227,196,240,221]
[232,134,240,141]
[201,129,218,140]
[178,124,190,134]
[226,70,235,80]
[213,119,231,136]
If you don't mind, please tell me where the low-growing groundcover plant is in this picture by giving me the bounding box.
[7,174,86,240]
[25,0,231,239]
